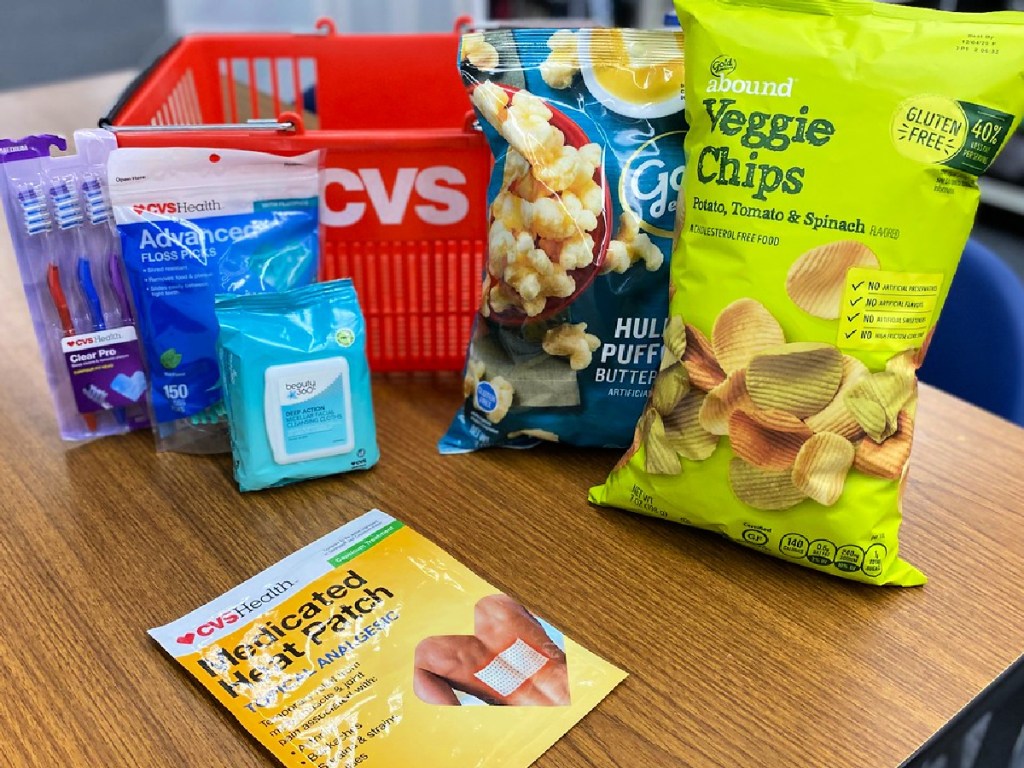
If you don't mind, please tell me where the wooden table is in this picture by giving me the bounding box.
[3,74,1024,768]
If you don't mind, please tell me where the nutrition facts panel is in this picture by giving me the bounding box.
[837,267,943,352]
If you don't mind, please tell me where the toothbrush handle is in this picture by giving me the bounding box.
[104,253,135,425]
[77,257,106,331]
[108,252,132,323]
[46,264,74,336]
[77,258,128,425]
[47,264,98,432]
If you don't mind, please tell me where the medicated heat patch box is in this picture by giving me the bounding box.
[149,510,625,767]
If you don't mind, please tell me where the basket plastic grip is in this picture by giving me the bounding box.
[99,37,183,129]
[315,17,337,35]
[278,111,305,134]
[453,15,474,34]
[462,110,479,134]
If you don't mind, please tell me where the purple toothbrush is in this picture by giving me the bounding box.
[108,250,132,323]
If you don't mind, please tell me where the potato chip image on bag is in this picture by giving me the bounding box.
[440,28,686,453]
[590,0,1024,585]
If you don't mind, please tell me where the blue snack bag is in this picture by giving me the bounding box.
[215,279,378,492]
[108,148,320,452]
[440,28,686,452]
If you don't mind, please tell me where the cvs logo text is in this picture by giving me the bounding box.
[322,166,469,230]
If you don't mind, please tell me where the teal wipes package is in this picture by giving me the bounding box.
[215,279,379,491]
[108,148,321,454]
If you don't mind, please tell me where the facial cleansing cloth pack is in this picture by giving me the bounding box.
[215,279,379,492]
[108,148,320,453]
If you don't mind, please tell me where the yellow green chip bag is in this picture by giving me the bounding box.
[589,0,1024,585]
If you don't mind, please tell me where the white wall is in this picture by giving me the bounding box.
[167,0,487,35]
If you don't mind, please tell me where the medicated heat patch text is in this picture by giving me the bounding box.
[150,510,626,767]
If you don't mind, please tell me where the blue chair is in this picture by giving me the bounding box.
[918,238,1024,427]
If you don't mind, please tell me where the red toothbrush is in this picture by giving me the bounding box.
[46,263,97,431]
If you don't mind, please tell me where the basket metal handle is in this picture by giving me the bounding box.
[104,118,297,134]
[466,18,599,30]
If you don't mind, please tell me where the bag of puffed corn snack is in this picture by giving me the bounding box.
[590,0,1024,585]
[439,28,685,452]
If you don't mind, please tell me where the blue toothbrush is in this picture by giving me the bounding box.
[76,257,105,332]
[75,255,126,424]
[82,177,134,324]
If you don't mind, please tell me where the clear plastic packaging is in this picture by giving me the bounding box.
[108,147,321,454]
[0,130,150,440]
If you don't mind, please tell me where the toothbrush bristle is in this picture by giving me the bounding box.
[81,178,111,225]
[49,183,84,230]
[16,187,50,236]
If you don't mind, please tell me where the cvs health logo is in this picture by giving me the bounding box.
[175,610,240,646]
[321,163,482,237]
[63,336,99,349]
[133,201,178,215]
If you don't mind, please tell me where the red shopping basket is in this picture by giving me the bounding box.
[102,17,489,372]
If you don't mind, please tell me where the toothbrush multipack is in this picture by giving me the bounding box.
[0,131,150,441]
[108,148,321,454]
